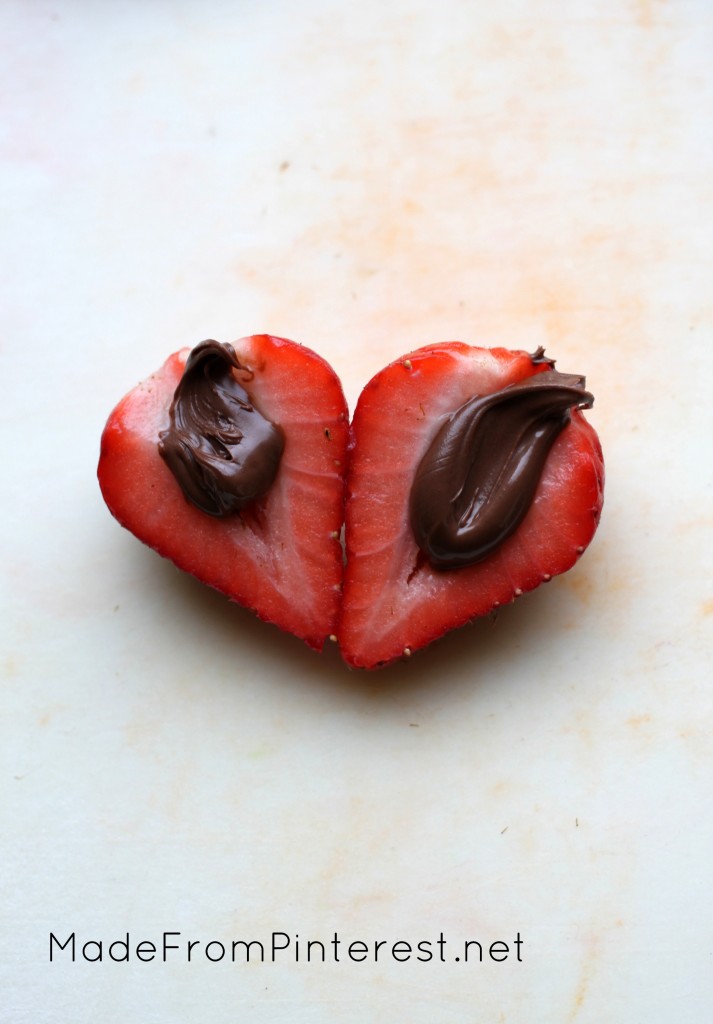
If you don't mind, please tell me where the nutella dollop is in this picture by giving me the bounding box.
[410,368,594,569]
[158,340,285,517]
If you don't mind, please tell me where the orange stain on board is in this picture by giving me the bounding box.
[559,570,596,607]
[570,981,588,1019]
[2,654,18,679]
[632,0,668,29]
[125,73,145,94]
[567,933,603,1022]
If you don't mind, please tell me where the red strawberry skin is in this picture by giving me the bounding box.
[98,335,348,650]
[338,343,604,669]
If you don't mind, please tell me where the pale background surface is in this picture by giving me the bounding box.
[2,1,712,1021]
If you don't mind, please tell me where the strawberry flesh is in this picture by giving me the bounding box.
[338,344,604,669]
[98,335,349,651]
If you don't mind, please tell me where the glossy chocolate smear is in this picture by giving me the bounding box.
[410,369,594,569]
[158,340,285,517]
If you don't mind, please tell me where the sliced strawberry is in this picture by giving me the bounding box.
[338,343,604,669]
[98,335,348,650]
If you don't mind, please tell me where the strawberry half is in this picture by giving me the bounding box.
[338,343,604,669]
[98,335,348,650]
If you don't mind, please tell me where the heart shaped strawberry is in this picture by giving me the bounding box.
[99,338,604,668]
[338,344,604,669]
[98,335,348,650]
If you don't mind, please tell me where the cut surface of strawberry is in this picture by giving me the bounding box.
[98,335,349,650]
[338,343,604,669]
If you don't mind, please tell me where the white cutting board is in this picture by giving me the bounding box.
[2,1,712,1021]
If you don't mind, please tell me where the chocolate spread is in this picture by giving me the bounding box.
[409,367,594,569]
[158,340,285,517]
